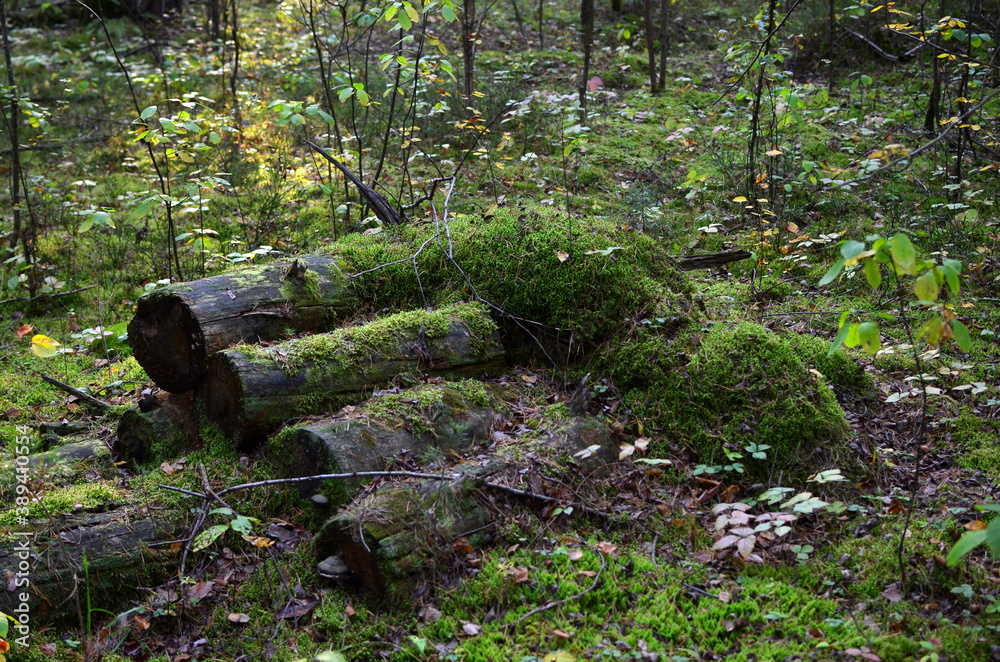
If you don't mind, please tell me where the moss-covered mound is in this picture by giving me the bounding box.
[330,204,693,346]
[600,321,851,481]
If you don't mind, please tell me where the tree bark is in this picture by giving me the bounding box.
[197,303,505,448]
[579,0,594,122]
[314,415,614,595]
[0,508,183,622]
[462,0,477,100]
[116,392,200,465]
[128,254,356,393]
[269,383,499,506]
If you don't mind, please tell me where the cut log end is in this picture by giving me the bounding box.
[128,297,203,393]
[200,353,247,442]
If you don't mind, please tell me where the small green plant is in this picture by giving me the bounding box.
[821,233,972,359]
[946,504,1000,566]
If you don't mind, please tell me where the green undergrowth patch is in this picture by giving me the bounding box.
[597,320,852,482]
[0,481,120,529]
[947,407,1000,479]
[405,544,920,662]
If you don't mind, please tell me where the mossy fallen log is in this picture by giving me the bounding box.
[267,381,502,506]
[128,253,356,393]
[0,508,182,621]
[198,303,505,448]
[0,438,109,493]
[313,415,614,596]
[116,391,200,465]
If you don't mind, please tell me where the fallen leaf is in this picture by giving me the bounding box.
[556,250,570,263]
[509,566,530,583]
[227,612,250,624]
[964,520,988,530]
[31,334,60,358]
[567,549,584,561]
[718,591,731,604]
[552,629,572,639]
[461,622,482,636]
[586,76,603,92]
[345,604,356,617]
[882,586,904,603]
[419,604,440,622]
[16,324,33,338]
[596,541,617,556]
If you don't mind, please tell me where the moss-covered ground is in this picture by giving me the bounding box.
[2,0,1000,660]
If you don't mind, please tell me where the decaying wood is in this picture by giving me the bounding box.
[678,250,752,271]
[116,391,200,464]
[268,383,500,506]
[306,140,405,227]
[197,304,505,448]
[313,415,614,595]
[40,373,110,413]
[0,508,183,621]
[128,253,356,393]
[0,438,108,493]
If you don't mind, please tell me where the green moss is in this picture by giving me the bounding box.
[598,321,850,481]
[0,482,120,528]
[951,408,1000,478]
[278,265,323,304]
[238,302,498,375]
[785,331,871,393]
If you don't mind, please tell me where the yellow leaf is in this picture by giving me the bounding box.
[765,149,782,156]
[556,250,570,263]
[732,196,747,202]
[31,334,60,358]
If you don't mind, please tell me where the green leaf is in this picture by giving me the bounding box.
[819,258,845,286]
[952,320,973,351]
[356,89,370,106]
[398,10,412,29]
[140,105,157,120]
[863,257,882,289]
[78,216,94,233]
[890,233,916,275]
[857,322,881,355]
[338,88,354,102]
[987,518,1000,556]
[159,118,176,133]
[840,240,866,260]
[230,515,255,535]
[914,269,939,302]
[844,323,861,348]
[209,131,221,144]
[318,110,336,126]
[947,529,988,566]
[442,3,456,21]
[829,323,851,356]
[192,524,228,552]
[922,316,945,345]
[941,260,960,296]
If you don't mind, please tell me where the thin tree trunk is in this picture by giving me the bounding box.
[746,0,777,199]
[0,0,28,292]
[537,0,543,49]
[463,0,477,99]
[579,0,593,122]
[826,0,834,94]
[644,0,658,92]
[659,0,669,87]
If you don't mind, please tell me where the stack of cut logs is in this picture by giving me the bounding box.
[117,253,618,595]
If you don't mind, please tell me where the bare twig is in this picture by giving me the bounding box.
[39,373,110,413]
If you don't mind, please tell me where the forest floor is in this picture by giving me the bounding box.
[1,1,999,660]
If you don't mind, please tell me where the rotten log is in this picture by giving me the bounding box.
[313,415,614,595]
[0,438,108,493]
[678,250,752,271]
[0,508,183,621]
[197,303,505,449]
[128,253,357,393]
[116,391,200,465]
[267,382,501,506]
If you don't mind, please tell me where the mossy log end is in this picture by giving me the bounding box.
[128,253,354,393]
[268,383,500,506]
[314,416,613,596]
[116,392,200,465]
[0,509,183,620]
[198,304,505,448]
